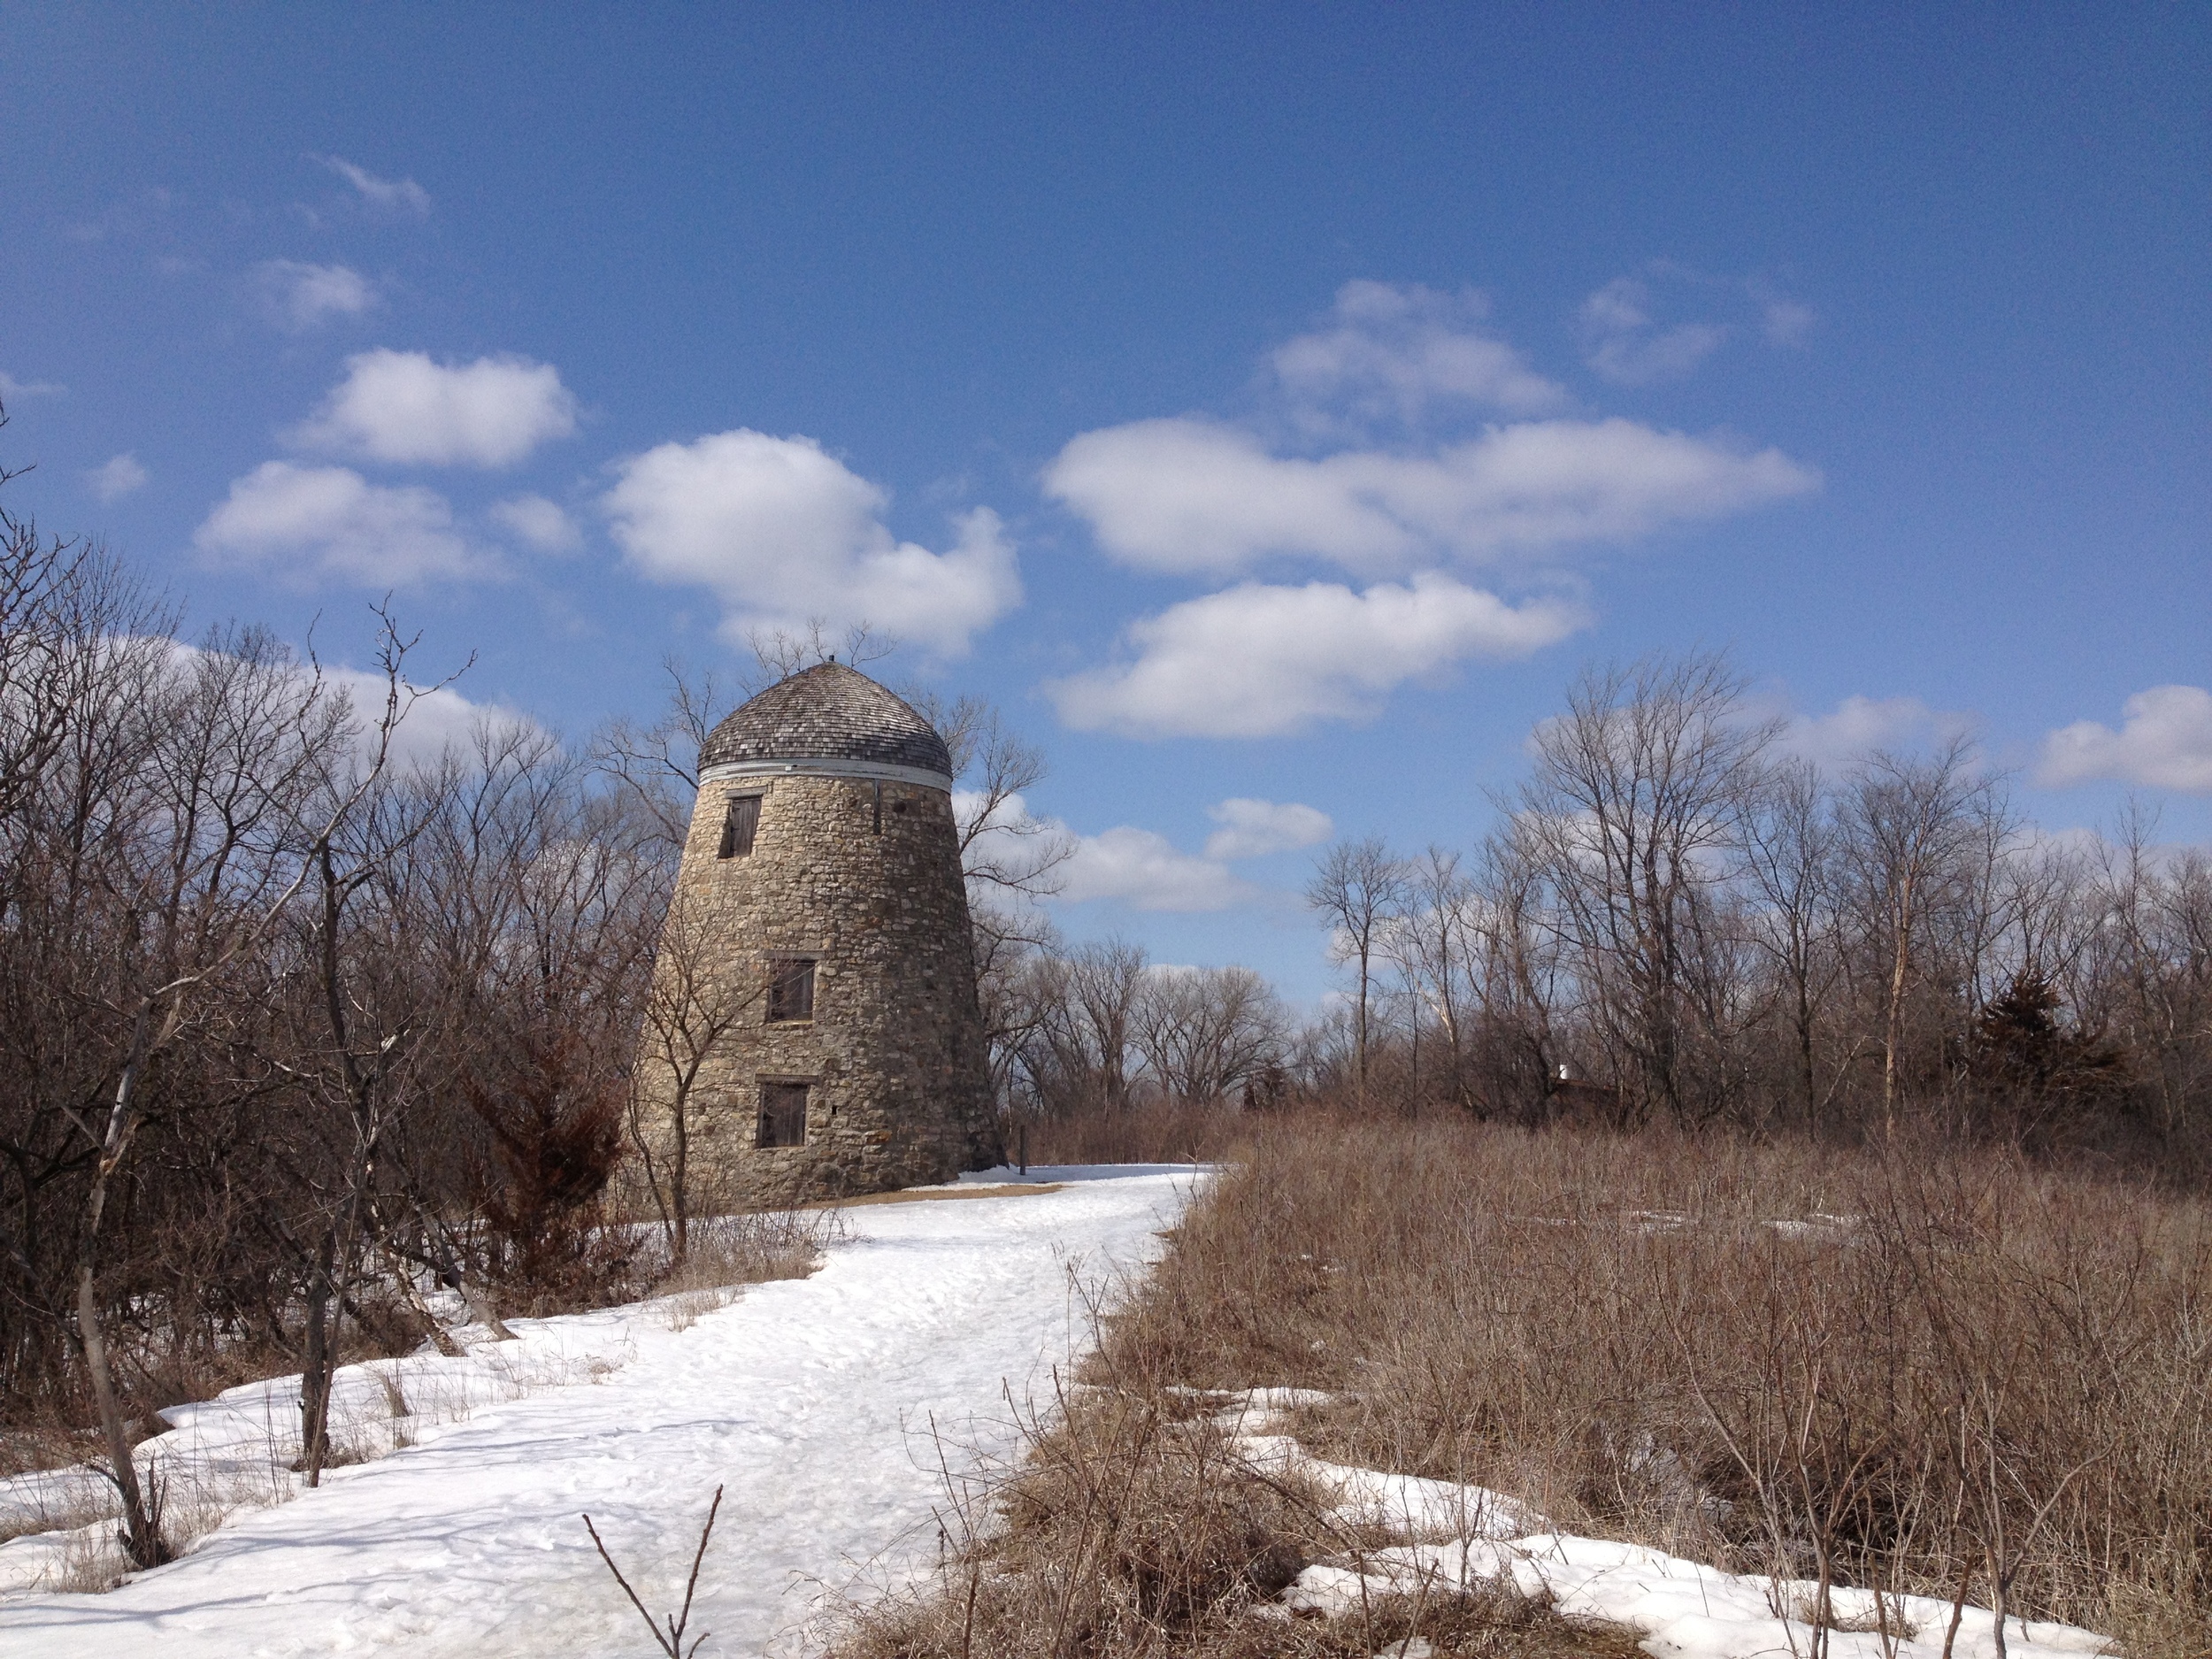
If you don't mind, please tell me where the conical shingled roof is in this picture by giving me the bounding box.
[698,662,954,781]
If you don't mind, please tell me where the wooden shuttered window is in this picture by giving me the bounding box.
[718,794,762,859]
[766,957,815,1023]
[757,1082,807,1148]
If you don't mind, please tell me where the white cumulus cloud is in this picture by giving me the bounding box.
[86,453,148,502]
[319,155,431,214]
[321,668,532,770]
[1203,798,1334,861]
[1776,694,1981,772]
[603,428,1021,656]
[194,461,497,587]
[251,260,377,331]
[1047,572,1588,739]
[289,349,579,468]
[492,493,582,552]
[1043,415,1816,580]
[2039,687,2212,793]
[1056,826,1255,912]
[1271,280,1567,426]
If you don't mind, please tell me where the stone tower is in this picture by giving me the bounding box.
[635,662,1002,1210]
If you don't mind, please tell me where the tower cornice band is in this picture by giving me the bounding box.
[698,756,955,792]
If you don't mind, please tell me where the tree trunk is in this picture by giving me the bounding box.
[1884,880,1913,1139]
[75,1004,165,1567]
[74,1256,163,1566]
[671,1087,690,1266]
[297,1226,336,1484]
[1354,948,1371,1110]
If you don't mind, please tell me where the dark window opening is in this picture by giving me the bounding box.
[872,779,882,835]
[718,794,762,859]
[766,956,816,1023]
[757,1082,808,1148]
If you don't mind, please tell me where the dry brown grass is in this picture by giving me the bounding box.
[643,1207,842,1331]
[646,1208,838,1297]
[833,1371,1639,1659]
[1099,1115,2212,1653]
[1018,1101,1250,1168]
[837,1111,2212,1657]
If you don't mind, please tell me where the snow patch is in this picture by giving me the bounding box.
[0,1168,1200,1656]
[1207,1390,2109,1659]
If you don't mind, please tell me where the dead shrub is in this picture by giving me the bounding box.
[649,1209,835,1298]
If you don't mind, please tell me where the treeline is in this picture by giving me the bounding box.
[0,474,685,1561]
[990,657,2212,1170]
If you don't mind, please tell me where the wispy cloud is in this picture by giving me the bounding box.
[1270,280,1568,431]
[250,260,378,332]
[318,155,432,214]
[86,453,149,503]
[1202,798,1334,861]
[0,371,66,402]
[1044,279,1818,740]
[1579,278,1730,385]
[1750,278,1816,347]
[1774,694,1979,772]
[1046,415,1816,580]
[1056,825,1256,911]
[959,790,1263,913]
[492,494,583,553]
[1579,267,1816,383]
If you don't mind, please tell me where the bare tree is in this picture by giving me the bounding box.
[1133,965,1286,1105]
[1009,939,1151,1116]
[1737,757,1846,1127]
[594,659,737,853]
[1466,825,1570,1120]
[626,889,762,1263]
[746,617,894,680]
[282,616,470,1483]
[1305,837,1409,1110]
[1378,847,1483,1114]
[66,625,357,1561]
[1840,739,2002,1135]
[1510,654,1776,1123]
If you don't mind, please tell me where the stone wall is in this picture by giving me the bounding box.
[628,768,1001,1211]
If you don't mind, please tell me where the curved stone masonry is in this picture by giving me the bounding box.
[631,665,1000,1210]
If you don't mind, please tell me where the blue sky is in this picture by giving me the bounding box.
[4,4,2206,998]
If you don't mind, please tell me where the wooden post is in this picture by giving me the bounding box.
[1018,1123,1028,1179]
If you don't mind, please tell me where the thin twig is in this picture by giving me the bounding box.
[582,1484,723,1658]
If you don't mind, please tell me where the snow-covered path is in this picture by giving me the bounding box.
[0,1166,1194,1658]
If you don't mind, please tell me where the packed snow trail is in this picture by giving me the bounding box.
[0,1166,1194,1658]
